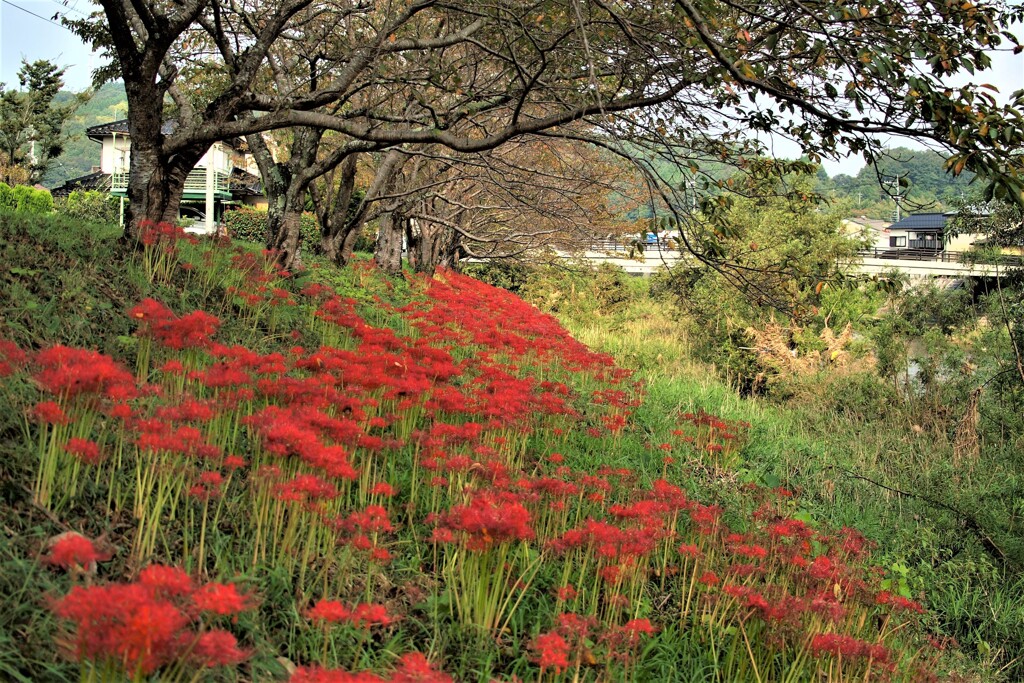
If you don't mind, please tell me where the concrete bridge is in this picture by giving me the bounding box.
[561,241,1022,278]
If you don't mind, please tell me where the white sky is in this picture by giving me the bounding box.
[1,1,1022,177]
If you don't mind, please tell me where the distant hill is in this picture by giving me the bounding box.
[44,82,127,188]
[818,146,975,215]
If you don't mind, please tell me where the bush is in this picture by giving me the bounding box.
[9,184,53,214]
[461,260,533,293]
[0,182,14,212]
[0,182,50,214]
[223,207,320,249]
[54,190,120,224]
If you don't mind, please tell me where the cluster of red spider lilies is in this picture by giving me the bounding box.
[1,224,944,681]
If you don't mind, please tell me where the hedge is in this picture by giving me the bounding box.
[223,207,319,247]
[0,182,53,215]
[54,190,120,224]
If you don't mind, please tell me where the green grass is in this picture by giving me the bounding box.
[550,274,1024,681]
[1,214,1022,681]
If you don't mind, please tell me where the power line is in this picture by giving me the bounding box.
[1,0,72,29]
[45,0,91,19]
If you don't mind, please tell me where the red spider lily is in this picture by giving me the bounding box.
[808,591,847,623]
[188,471,225,501]
[724,584,771,612]
[807,555,840,581]
[602,619,658,663]
[698,571,720,586]
[53,583,192,675]
[306,600,351,624]
[555,584,578,601]
[350,603,394,628]
[768,517,814,540]
[34,345,136,399]
[0,337,27,376]
[810,633,890,663]
[31,400,70,424]
[188,629,249,667]
[190,582,252,617]
[678,543,703,559]
[370,547,392,563]
[138,220,194,247]
[391,652,453,683]
[530,631,571,674]
[63,437,104,465]
[305,600,394,628]
[433,490,534,550]
[129,299,221,350]
[44,532,111,571]
[876,591,926,614]
[137,565,194,598]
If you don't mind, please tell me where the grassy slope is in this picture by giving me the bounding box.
[552,277,1024,681]
[0,214,1019,682]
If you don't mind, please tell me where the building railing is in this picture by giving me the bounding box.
[110,167,232,194]
[856,248,1023,267]
[585,238,679,253]
[908,238,941,250]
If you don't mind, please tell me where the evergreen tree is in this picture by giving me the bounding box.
[0,60,85,185]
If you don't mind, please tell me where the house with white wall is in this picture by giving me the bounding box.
[53,120,265,229]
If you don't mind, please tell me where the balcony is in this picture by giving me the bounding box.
[110,167,232,197]
[908,238,942,251]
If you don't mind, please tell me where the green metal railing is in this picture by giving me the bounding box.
[110,167,231,194]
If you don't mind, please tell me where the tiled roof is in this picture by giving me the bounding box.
[50,171,112,197]
[85,120,243,150]
[888,212,947,232]
[230,168,264,196]
[86,119,177,139]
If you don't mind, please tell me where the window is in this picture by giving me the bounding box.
[889,236,906,247]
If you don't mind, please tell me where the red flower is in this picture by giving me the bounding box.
[53,583,190,675]
[392,652,453,683]
[31,401,69,425]
[876,591,925,614]
[191,582,251,616]
[531,631,570,673]
[44,532,110,570]
[697,571,720,586]
[350,603,393,628]
[63,438,104,465]
[306,600,351,624]
[188,629,249,667]
[137,565,193,598]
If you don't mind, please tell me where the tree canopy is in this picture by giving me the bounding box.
[0,60,83,185]
[65,0,1024,269]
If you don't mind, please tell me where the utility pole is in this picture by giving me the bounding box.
[205,145,215,233]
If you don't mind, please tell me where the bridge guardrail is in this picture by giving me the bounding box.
[856,248,1023,267]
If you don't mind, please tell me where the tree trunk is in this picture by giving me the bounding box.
[248,128,321,270]
[124,140,200,242]
[409,220,461,275]
[336,149,407,266]
[267,189,308,271]
[318,155,359,263]
[374,211,405,276]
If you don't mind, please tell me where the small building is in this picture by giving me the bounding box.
[52,120,266,229]
[878,212,986,253]
[884,212,947,251]
[841,217,892,251]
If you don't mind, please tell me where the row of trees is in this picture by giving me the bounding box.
[65,0,1024,273]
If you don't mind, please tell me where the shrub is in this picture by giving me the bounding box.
[223,207,319,248]
[54,190,120,224]
[5,184,54,214]
[0,182,14,211]
[461,260,533,293]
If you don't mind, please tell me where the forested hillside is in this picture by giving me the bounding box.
[43,82,126,187]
